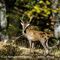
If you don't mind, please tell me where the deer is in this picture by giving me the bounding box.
[20,14,59,54]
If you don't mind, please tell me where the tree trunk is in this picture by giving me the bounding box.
[0,1,8,42]
[50,0,60,38]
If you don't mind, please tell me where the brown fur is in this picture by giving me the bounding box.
[21,22,59,54]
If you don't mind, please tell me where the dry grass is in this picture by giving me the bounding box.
[0,40,60,58]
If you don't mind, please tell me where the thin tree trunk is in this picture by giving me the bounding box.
[51,0,59,38]
[0,1,8,42]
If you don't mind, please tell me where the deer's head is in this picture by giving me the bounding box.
[20,14,34,31]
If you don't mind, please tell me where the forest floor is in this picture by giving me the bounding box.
[0,40,60,60]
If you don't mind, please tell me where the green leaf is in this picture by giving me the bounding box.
[47,11,50,15]
[42,14,48,17]
[34,5,41,13]
[52,10,57,13]
[39,1,44,4]
[44,9,48,13]
[46,1,50,5]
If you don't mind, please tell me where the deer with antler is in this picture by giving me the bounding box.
[20,14,59,54]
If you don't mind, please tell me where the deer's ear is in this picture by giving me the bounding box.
[21,22,24,25]
[26,24,30,27]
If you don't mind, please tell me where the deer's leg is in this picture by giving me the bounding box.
[46,40,50,49]
[45,40,52,54]
[40,40,49,54]
[32,42,35,52]
[29,40,32,53]
[46,39,59,50]
[32,42,34,49]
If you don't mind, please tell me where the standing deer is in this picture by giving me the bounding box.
[20,15,59,54]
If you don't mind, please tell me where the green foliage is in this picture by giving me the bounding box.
[6,0,60,37]
[7,23,20,37]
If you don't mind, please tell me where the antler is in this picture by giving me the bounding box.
[20,14,25,22]
[29,15,34,23]
[20,14,34,23]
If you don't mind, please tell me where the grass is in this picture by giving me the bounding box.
[0,39,60,60]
